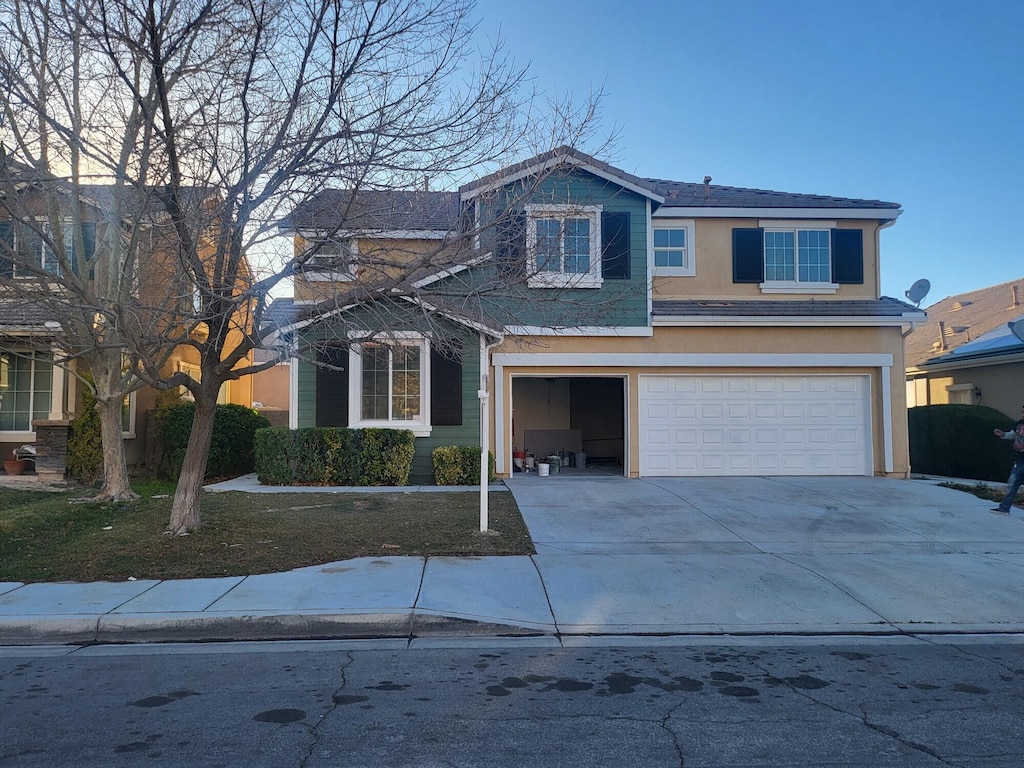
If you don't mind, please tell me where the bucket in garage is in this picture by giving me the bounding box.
[537,462,550,477]
[513,451,526,471]
[576,451,587,470]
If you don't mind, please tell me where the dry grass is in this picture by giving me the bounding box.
[0,481,533,583]
[939,481,1023,509]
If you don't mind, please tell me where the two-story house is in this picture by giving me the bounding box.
[0,177,254,473]
[281,147,925,482]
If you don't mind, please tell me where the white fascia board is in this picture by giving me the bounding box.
[910,351,1024,374]
[461,157,664,204]
[654,207,901,221]
[398,295,502,339]
[291,226,448,240]
[411,252,493,288]
[654,315,925,328]
[504,325,653,337]
[493,352,893,367]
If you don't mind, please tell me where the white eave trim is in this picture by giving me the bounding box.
[654,206,901,221]
[908,350,1024,374]
[411,252,492,288]
[460,157,664,205]
[504,325,653,337]
[654,314,926,328]
[493,352,893,368]
[290,226,449,240]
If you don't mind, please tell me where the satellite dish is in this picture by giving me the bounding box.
[1010,319,1024,343]
[905,278,930,307]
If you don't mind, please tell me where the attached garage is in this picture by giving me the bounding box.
[639,374,871,477]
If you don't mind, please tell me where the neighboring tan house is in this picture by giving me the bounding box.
[905,278,1024,418]
[279,147,925,482]
[0,178,253,473]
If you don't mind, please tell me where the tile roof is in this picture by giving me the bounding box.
[647,179,901,210]
[281,190,461,233]
[904,278,1024,367]
[0,300,58,329]
[653,297,922,318]
[916,313,1024,367]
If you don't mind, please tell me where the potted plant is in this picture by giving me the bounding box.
[4,449,28,475]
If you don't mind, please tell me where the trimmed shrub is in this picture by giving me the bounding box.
[253,427,412,486]
[432,445,495,485]
[909,404,1018,481]
[359,428,416,486]
[67,383,104,485]
[156,402,270,480]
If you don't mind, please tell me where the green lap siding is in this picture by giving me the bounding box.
[294,324,482,484]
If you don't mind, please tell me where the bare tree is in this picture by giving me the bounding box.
[0,0,613,532]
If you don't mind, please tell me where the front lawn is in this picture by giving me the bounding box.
[0,481,534,583]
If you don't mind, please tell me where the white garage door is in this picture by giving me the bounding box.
[639,375,871,476]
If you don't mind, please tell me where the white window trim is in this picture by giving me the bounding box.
[652,220,695,277]
[121,392,136,438]
[303,239,359,282]
[759,223,836,294]
[347,333,432,437]
[524,203,603,289]
[0,351,53,434]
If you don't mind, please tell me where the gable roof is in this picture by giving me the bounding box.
[904,278,1024,368]
[280,190,461,234]
[458,146,665,204]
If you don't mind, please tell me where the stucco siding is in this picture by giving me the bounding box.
[651,218,881,301]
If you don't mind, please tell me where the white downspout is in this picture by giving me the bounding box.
[479,331,503,532]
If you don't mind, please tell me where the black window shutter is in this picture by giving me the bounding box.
[495,211,526,280]
[601,211,630,279]
[316,346,349,427]
[831,229,864,284]
[430,342,463,426]
[732,228,764,283]
[0,222,13,278]
[79,222,96,276]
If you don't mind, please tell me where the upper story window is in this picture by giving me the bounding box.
[652,222,695,276]
[525,204,602,288]
[302,238,358,281]
[732,223,863,294]
[0,220,94,278]
[763,229,830,283]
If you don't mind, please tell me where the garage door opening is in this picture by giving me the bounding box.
[511,376,625,474]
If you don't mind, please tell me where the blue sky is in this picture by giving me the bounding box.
[472,0,1024,308]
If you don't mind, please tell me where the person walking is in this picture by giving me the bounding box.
[992,419,1024,514]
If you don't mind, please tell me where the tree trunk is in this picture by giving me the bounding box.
[93,398,139,502]
[166,398,217,535]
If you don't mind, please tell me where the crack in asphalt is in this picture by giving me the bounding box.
[298,651,355,768]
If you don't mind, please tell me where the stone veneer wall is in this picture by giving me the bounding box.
[31,419,70,484]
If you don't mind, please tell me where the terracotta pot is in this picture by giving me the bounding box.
[4,459,28,475]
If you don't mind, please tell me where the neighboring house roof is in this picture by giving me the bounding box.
[260,297,300,330]
[653,297,923,320]
[281,190,461,234]
[904,278,1024,368]
[647,179,901,212]
[0,300,57,330]
[913,313,1024,368]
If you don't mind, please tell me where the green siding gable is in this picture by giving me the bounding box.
[450,169,650,328]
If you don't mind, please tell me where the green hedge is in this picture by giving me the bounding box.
[432,445,495,485]
[156,403,270,480]
[254,427,415,486]
[908,404,1018,481]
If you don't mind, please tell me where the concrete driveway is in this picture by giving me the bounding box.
[505,475,1024,635]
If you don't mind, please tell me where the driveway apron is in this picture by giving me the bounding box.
[504,475,1024,635]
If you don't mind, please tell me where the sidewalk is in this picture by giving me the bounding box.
[2,474,1023,645]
